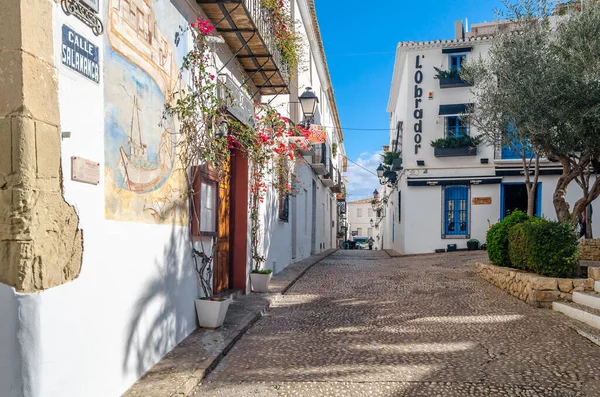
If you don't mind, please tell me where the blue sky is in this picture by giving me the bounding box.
[315,0,502,201]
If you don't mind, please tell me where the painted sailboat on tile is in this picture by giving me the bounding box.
[117,96,173,193]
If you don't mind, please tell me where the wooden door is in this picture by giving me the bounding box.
[214,159,231,294]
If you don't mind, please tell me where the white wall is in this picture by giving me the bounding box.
[0,284,20,397]
[347,202,375,238]
[5,3,207,396]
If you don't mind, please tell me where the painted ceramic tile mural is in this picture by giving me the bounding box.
[104,0,188,224]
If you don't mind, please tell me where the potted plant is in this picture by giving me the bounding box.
[433,67,472,88]
[192,248,231,328]
[250,269,273,293]
[430,135,482,157]
[467,238,480,251]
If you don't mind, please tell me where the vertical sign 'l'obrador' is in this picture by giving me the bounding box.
[414,55,424,155]
[61,25,100,83]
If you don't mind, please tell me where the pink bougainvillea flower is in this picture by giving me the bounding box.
[209,74,215,81]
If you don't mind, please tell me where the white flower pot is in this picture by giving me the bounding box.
[250,272,272,293]
[194,298,230,329]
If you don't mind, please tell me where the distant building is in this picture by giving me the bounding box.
[347,198,380,247]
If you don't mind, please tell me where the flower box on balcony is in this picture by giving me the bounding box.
[288,136,312,154]
[434,146,477,157]
[439,75,472,89]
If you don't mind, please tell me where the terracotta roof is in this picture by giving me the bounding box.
[398,36,490,49]
[348,198,376,205]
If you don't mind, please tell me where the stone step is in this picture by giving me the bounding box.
[596,281,600,293]
[553,301,600,330]
[573,291,600,310]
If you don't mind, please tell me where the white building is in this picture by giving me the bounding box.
[0,0,345,396]
[381,19,600,255]
[347,198,379,246]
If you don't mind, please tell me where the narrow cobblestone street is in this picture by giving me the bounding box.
[193,250,600,397]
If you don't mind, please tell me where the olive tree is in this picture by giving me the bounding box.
[462,0,600,225]
[461,0,556,217]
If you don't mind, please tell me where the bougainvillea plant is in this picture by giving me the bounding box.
[260,0,305,72]
[164,17,304,283]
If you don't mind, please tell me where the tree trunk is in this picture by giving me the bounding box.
[522,154,539,217]
[586,205,593,239]
[553,157,579,222]
[527,185,537,217]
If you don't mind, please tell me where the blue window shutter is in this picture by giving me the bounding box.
[501,121,533,160]
[444,186,469,236]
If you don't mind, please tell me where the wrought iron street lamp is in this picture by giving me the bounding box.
[216,120,229,138]
[371,189,381,211]
[376,163,398,186]
[299,87,319,128]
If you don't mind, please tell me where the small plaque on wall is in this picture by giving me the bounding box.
[473,197,492,205]
[71,156,100,185]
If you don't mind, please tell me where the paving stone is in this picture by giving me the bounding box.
[192,250,600,397]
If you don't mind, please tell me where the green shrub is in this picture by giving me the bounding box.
[430,135,482,149]
[507,222,533,272]
[508,218,578,278]
[251,269,273,275]
[486,210,529,267]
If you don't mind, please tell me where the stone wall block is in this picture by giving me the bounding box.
[0,241,19,286]
[583,278,595,290]
[12,116,37,187]
[0,50,25,118]
[534,290,561,302]
[15,191,83,292]
[22,52,60,126]
[20,0,55,64]
[558,279,573,293]
[0,118,12,176]
[579,240,600,261]
[573,279,585,289]
[588,267,600,281]
[0,0,22,52]
[35,121,60,179]
[531,276,558,291]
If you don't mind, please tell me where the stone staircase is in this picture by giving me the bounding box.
[553,281,600,330]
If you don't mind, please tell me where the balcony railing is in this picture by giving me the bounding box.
[434,146,477,157]
[439,75,472,89]
[311,143,330,176]
[197,0,291,95]
[217,74,255,127]
[331,171,343,193]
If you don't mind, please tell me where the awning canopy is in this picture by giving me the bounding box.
[439,104,472,115]
[442,47,473,54]
[407,176,502,187]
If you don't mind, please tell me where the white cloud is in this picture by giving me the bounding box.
[345,152,382,201]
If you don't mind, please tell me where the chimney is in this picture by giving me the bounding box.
[454,20,465,40]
